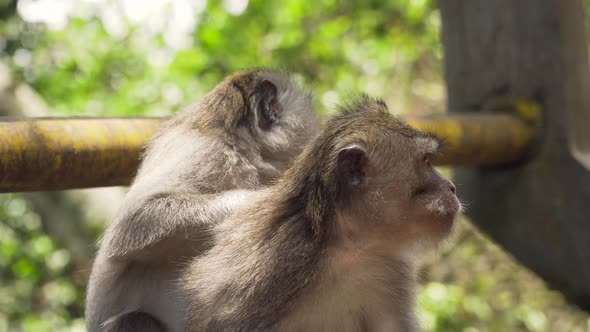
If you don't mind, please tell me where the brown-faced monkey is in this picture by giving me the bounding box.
[184,96,461,332]
[85,69,319,332]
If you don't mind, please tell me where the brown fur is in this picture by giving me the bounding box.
[86,69,319,332]
[184,95,460,332]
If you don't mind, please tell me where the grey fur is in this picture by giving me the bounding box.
[85,69,319,332]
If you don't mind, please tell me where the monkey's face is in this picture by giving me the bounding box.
[341,133,460,246]
[380,135,460,241]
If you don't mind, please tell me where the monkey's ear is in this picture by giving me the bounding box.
[253,80,282,130]
[337,144,373,190]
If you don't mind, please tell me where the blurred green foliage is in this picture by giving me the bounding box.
[2,0,443,118]
[0,194,85,332]
[0,0,589,331]
[418,222,590,332]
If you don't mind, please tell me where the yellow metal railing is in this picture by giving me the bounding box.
[0,104,541,192]
[0,117,162,192]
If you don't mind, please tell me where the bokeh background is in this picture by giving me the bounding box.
[0,0,589,331]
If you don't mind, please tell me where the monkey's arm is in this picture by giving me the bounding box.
[101,189,260,261]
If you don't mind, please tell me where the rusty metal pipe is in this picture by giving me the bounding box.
[0,117,163,192]
[405,113,536,166]
[0,113,537,192]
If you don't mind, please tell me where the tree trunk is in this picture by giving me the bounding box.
[439,0,590,311]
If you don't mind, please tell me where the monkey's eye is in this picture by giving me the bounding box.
[414,186,428,196]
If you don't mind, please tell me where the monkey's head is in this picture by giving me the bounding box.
[190,69,319,174]
[284,95,460,250]
[331,96,460,245]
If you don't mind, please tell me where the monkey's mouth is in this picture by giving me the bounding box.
[429,196,461,231]
[426,195,460,219]
[444,198,461,220]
